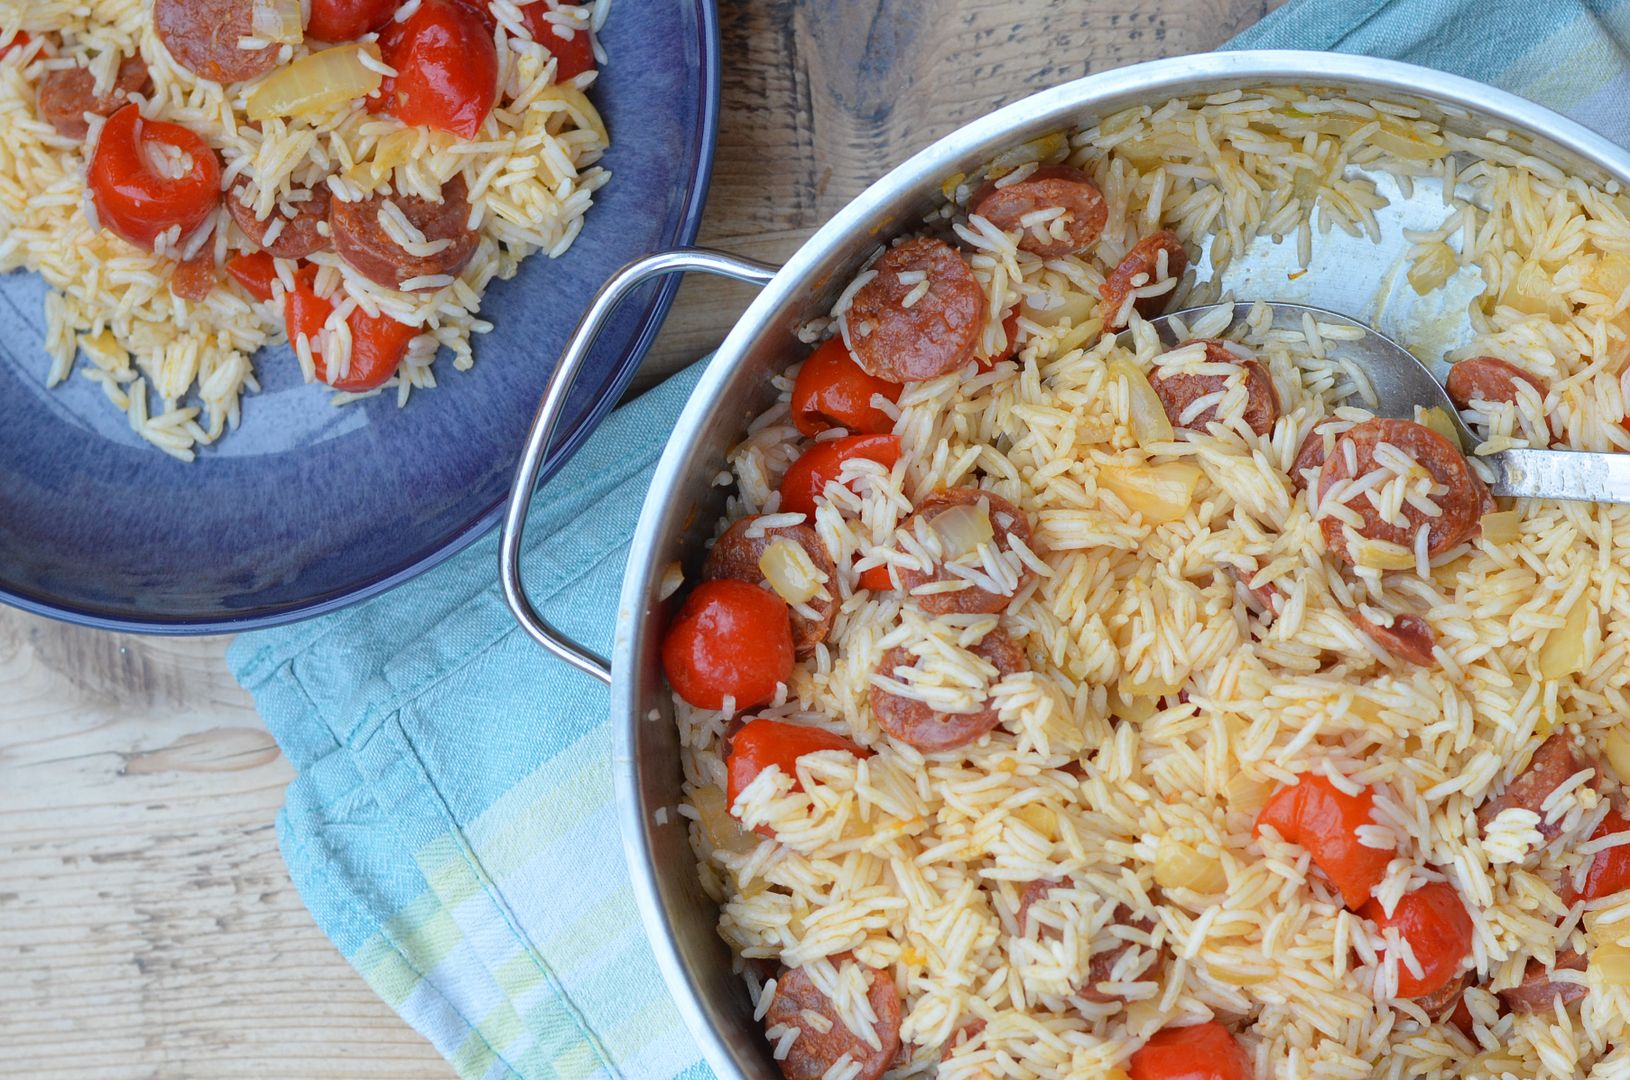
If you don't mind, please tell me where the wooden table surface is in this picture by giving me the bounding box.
[0,1,1280,1075]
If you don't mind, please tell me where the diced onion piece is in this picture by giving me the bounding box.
[247,43,383,122]
[1606,729,1630,785]
[1110,687,1159,724]
[1111,358,1174,446]
[1347,694,1385,725]
[1154,836,1228,893]
[1480,509,1522,545]
[1116,132,1199,170]
[79,330,128,371]
[1225,772,1273,816]
[1098,461,1202,524]
[1099,107,1142,137]
[1054,320,1099,357]
[1115,677,1179,707]
[1371,123,1450,161]
[1021,287,1096,329]
[1501,262,1567,317]
[1419,405,1461,448]
[1309,115,1368,139]
[1209,963,1274,987]
[691,784,758,856]
[536,85,608,145]
[929,503,994,560]
[1589,253,1630,300]
[251,0,304,44]
[1538,592,1593,680]
[1353,538,1419,571]
[1014,804,1058,841]
[1431,552,1471,590]
[1408,242,1458,295]
[657,560,684,601]
[985,131,1069,176]
[1594,939,1630,988]
[1291,167,1320,202]
[758,539,822,605]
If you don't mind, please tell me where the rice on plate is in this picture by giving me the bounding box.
[0,0,609,461]
[659,88,1630,1079]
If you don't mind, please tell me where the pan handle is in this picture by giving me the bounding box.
[501,248,779,684]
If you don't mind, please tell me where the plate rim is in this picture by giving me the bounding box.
[1,0,724,636]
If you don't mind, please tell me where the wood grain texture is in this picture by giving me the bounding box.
[0,1,1280,1075]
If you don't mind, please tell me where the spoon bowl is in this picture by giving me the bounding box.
[1134,301,1630,506]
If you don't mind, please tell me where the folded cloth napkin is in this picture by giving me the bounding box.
[229,2,1630,1076]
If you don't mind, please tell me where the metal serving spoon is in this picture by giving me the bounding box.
[1132,301,1630,505]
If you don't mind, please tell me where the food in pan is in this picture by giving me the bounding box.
[664,89,1630,1078]
[0,0,609,460]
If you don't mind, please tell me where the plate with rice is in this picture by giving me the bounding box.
[0,0,717,630]
[647,82,1630,1079]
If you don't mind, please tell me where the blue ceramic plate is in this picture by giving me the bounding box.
[0,3,719,633]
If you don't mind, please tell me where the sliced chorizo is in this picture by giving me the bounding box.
[1498,950,1588,1014]
[1149,339,1279,437]
[969,164,1107,258]
[845,238,985,382]
[1316,418,1482,568]
[896,488,1037,615]
[37,55,150,139]
[1447,992,1476,1039]
[940,1018,985,1061]
[702,516,836,657]
[762,958,902,1080]
[1291,420,1347,492]
[1475,735,1598,843]
[154,0,280,84]
[1227,565,1282,618]
[329,174,480,291]
[871,630,1027,752]
[1446,356,1548,411]
[1413,969,1473,1022]
[1099,230,1189,329]
[228,177,332,259]
[1352,610,1436,667]
[169,251,218,302]
[1017,882,1159,1004]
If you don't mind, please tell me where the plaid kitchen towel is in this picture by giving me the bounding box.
[229,1,1630,1076]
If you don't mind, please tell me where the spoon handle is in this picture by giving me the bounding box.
[1485,448,1630,505]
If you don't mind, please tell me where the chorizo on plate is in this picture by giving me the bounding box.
[228,178,332,260]
[154,0,280,83]
[329,174,480,291]
[37,55,150,139]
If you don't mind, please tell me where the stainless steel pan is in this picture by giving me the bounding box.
[500,50,1630,1078]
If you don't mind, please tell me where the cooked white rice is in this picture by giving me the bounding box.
[0,0,610,460]
[676,88,1630,1078]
